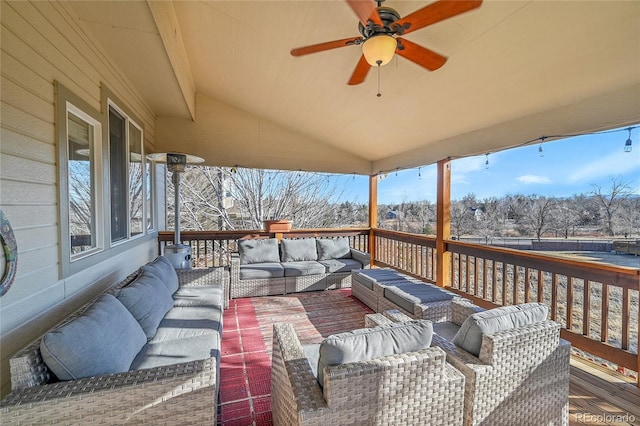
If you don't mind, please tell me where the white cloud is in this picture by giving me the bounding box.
[517,175,552,184]
[568,151,640,183]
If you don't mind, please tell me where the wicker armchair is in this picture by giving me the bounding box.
[1,267,226,425]
[271,323,465,426]
[383,301,571,426]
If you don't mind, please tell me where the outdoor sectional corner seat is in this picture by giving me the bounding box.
[1,256,227,425]
[271,319,466,425]
[230,237,370,298]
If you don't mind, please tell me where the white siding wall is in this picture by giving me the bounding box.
[0,1,162,397]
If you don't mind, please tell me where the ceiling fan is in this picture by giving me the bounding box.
[290,0,482,85]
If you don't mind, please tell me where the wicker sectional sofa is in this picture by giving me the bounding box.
[1,257,227,425]
[230,237,370,299]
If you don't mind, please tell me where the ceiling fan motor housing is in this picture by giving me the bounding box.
[358,7,401,39]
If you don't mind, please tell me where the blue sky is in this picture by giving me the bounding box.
[335,125,640,204]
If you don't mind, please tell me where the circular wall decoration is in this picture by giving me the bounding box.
[0,209,18,297]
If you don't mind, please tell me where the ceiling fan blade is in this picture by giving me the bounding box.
[396,38,447,71]
[393,0,482,36]
[348,55,371,85]
[291,37,363,56]
[346,0,383,27]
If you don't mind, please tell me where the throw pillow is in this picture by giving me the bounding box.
[141,255,179,294]
[453,302,549,357]
[238,238,281,264]
[317,319,433,386]
[316,238,351,260]
[280,238,318,262]
[40,294,147,380]
[117,270,175,338]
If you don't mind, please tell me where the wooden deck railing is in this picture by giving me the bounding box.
[372,229,437,283]
[371,230,640,383]
[158,228,639,383]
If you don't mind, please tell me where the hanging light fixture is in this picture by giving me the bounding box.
[362,34,397,66]
[624,128,632,153]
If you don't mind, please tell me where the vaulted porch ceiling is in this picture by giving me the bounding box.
[68,0,640,175]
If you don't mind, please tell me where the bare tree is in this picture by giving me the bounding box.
[521,195,555,240]
[169,166,344,230]
[551,198,581,238]
[590,177,633,236]
[450,195,478,239]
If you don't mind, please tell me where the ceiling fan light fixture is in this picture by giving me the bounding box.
[362,34,396,66]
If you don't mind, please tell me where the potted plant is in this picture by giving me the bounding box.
[263,219,292,232]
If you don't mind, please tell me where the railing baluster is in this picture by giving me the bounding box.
[537,270,544,304]
[492,261,498,303]
[551,273,558,321]
[567,276,574,331]
[601,284,609,344]
[524,267,531,303]
[583,280,591,337]
[622,288,630,350]
[482,258,488,300]
[501,262,508,305]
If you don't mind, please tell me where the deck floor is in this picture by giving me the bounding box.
[569,357,640,425]
[220,290,640,426]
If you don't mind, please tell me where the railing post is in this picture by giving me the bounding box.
[368,174,378,267]
[436,159,451,288]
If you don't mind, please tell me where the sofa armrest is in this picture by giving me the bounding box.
[1,358,217,424]
[176,267,229,309]
[350,249,371,268]
[451,298,485,326]
[271,323,329,424]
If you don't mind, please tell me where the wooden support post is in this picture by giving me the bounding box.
[368,174,378,267]
[436,159,451,288]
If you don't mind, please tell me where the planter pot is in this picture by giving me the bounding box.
[263,220,292,232]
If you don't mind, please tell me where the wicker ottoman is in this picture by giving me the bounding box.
[351,268,410,311]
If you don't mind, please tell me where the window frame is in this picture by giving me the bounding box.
[106,100,147,246]
[65,104,104,260]
[56,82,158,278]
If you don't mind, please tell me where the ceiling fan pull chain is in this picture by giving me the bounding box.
[376,61,382,97]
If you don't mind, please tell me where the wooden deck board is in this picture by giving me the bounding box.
[569,357,640,426]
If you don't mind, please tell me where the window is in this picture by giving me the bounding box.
[56,82,157,277]
[108,103,147,242]
[145,156,155,231]
[66,106,103,258]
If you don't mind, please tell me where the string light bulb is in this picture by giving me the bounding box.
[485,153,490,169]
[624,128,632,153]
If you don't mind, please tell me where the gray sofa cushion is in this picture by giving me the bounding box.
[239,238,280,264]
[141,255,179,294]
[40,294,147,380]
[319,258,363,273]
[283,261,326,277]
[281,238,318,262]
[352,268,409,289]
[117,270,175,339]
[240,262,285,280]
[453,302,549,357]
[173,285,223,308]
[152,305,223,341]
[384,282,456,313]
[317,320,433,386]
[130,334,220,371]
[316,238,351,260]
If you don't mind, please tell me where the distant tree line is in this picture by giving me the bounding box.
[379,177,639,239]
[169,168,638,239]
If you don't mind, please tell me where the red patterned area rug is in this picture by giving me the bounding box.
[218,289,373,425]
